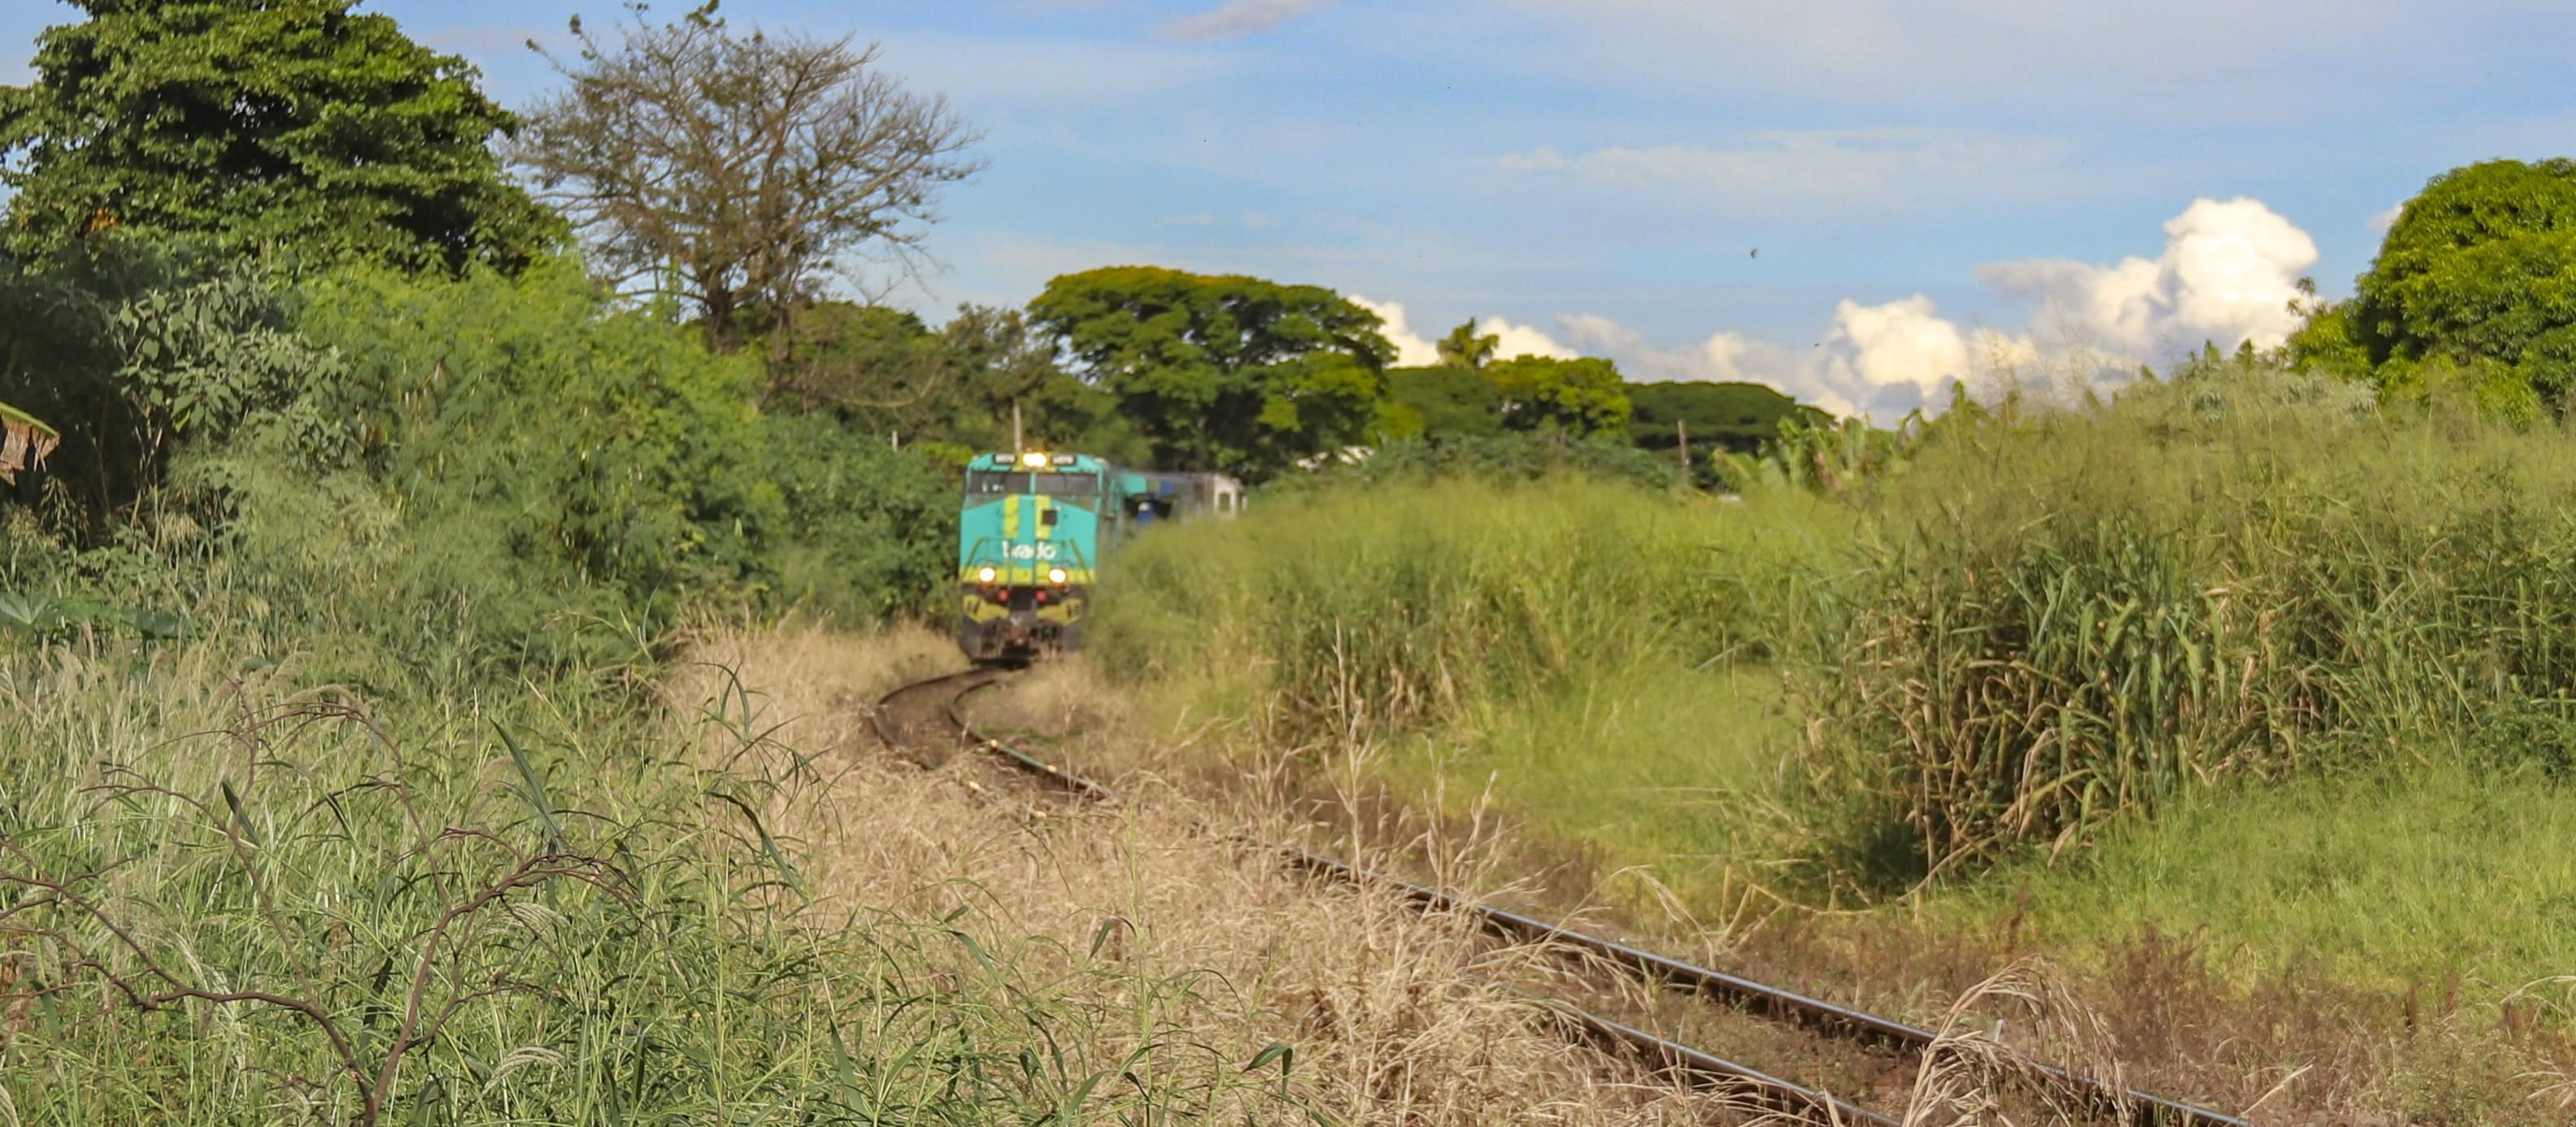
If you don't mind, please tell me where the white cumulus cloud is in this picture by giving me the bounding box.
[1569,298,2012,419]
[1349,295,1442,368]
[1379,198,2320,422]
[1804,297,1980,416]
[1978,197,2318,359]
[1159,0,1327,43]
[1483,315,1577,361]
[1351,296,1573,367]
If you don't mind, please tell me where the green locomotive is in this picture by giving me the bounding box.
[955,450,1241,662]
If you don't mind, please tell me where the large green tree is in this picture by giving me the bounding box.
[763,300,1142,462]
[1485,355,1631,437]
[1386,364,1505,438]
[0,0,559,271]
[1028,266,1395,476]
[1625,380,1823,455]
[2295,159,2576,412]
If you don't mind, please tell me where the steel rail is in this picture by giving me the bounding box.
[881,669,2256,1127]
[867,666,1008,754]
[1275,849,2248,1127]
[1530,991,1901,1127]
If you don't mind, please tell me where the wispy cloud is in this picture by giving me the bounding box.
[1158,0,1326,43]
[881,33,1225,102]
[1488,0,2457,123]
[1497,128,2069,217]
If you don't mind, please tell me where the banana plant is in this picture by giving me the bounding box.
[0,399,59,483]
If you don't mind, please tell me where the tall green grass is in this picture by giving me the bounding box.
[1941,759,2576,992]
[1099,476,1843,744]
[1799,377,2576,886]
[1096,476,1845,906]
[1103,368,2576,913]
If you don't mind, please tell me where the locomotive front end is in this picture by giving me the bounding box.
[956,450,1111,662]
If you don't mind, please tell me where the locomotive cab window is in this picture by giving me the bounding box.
[1032,472,1099,495]
[970,470,1100,496]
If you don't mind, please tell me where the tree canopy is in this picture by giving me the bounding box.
[1386,365,1505,438]
[764,299,1141,462]
[1436,319,1501,370]
[2296,159,2576,413]
[1029,266,1395,476]
[1486,355,1632,437]
[1626,380,1824,454]
[0,0,559,271]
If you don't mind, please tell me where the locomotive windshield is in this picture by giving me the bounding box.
[968,470,1100,495]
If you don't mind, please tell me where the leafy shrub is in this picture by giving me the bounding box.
[758,411,957,624]
[302,260,781,611]
[0,238,347,529]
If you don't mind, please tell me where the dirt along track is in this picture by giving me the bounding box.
[868,665,1010,768]
[868,668,2260,1127]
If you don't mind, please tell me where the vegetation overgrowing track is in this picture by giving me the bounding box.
[868,669,2256,1127]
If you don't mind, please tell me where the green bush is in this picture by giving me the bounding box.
[0,238,348,531]
[758,411,958,624]
[302,260,782,610]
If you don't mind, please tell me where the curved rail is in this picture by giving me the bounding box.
[874,670,2254,1127]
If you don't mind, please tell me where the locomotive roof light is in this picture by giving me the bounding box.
[977,566,999,583]
[1047,567,1068,585]
[1020,450,1049,468]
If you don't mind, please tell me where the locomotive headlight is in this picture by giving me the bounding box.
[976,566,998,583]
[1047,567,1068,585]
[1020,450,1048,468]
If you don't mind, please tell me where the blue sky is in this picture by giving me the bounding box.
[6,0,2573,412]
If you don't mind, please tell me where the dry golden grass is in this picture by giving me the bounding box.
[672,624,1759,1124]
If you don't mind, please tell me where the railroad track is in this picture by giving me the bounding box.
[872,668,2257,1127]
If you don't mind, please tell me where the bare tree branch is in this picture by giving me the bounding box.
[511,4,981,353]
